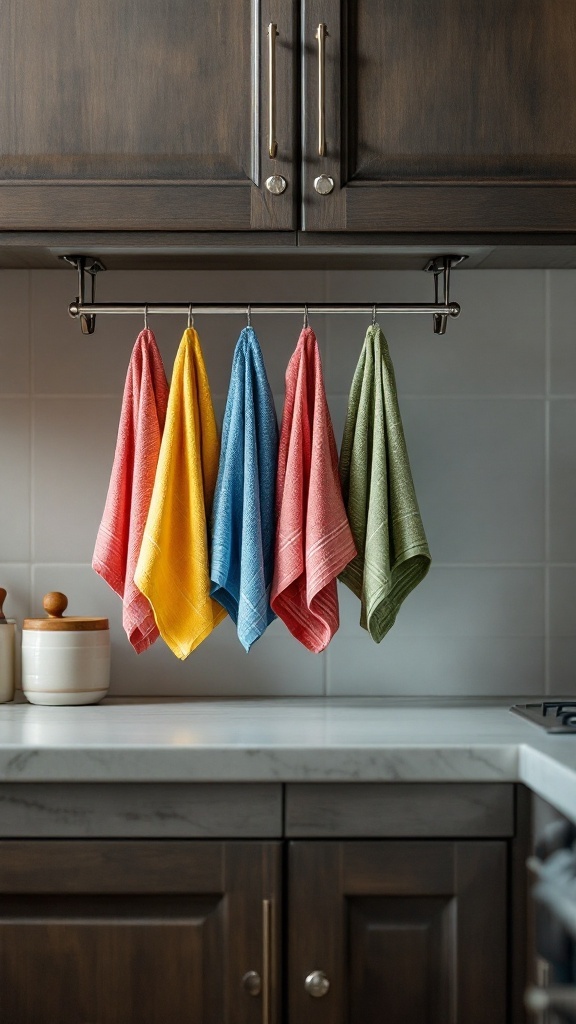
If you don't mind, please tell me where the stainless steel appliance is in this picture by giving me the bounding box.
[526,818,576,1022]
[510,702,576,733]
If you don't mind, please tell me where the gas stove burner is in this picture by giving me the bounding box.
[510,701,576,733]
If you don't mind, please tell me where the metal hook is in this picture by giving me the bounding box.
[303,304,309,328]
[144,304,149,330]
[247,305,252,327]
[188,304,194,328]
[372,304,377,326]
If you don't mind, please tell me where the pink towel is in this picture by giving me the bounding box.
[271,327,356,652]
[93,329,169,653]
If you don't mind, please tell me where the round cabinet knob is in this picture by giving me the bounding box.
[265,174,288,195]
[242,970,262,996]
[313,174,334,195]
[305,971,330,998]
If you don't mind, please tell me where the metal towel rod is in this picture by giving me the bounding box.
[61,254,467,337]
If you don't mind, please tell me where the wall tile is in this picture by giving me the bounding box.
[0,400,30,561]
[550,401,576,562]
[31,271,130,396]
[32,566,324,697]
[326,634,544,697]
[33,397,121,562]
[330,396,545,567]
[324,270,545,397]
[0,272,30,394]
[401,398,544,564]
[549,271,576,396]
[0,564,30,622]
[548,568,576,695]
[549,640,576,697]
[336,568,544,640]
[549,568,576,636]
[0,564,30,695]
[329,569,544,697]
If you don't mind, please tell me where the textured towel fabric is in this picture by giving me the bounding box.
[92,329,169,653]
[339,323,431,642]
[271,327,356,653]
[210,327,279,651]
[134,327,227,659]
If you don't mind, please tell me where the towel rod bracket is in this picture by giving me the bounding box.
[425,254,468,335]
[60,255,106,335]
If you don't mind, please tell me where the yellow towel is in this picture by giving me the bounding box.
[135,328,227,658]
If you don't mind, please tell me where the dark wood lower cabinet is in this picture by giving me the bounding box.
[0,840,282,1024]
[288,840,508,1024]
[0,820,515,1022]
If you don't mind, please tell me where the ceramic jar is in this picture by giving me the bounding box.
[22,592,110,706]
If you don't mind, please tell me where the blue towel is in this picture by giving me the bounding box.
[210,327,279,651]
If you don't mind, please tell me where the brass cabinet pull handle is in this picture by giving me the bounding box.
[316,23,328,156]
[262,898,273,1024]
[268,24,278,158]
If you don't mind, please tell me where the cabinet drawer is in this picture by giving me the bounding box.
[0,783,283,838]
[285,783,514,838]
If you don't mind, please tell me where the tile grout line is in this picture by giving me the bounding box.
[544,270,551,696]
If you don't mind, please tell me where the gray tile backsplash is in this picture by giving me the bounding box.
[1,267,575,698]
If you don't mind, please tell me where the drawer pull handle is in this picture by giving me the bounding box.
[262,898,273,1023]
[268,24,279,159]
[316,24,328,156]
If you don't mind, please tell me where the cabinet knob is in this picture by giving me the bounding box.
[305,970,330,998]
[265,174,287,195]
[242,970,262,996]
[314,174,334,195]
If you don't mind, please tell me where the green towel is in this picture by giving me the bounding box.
[339,323,431,642]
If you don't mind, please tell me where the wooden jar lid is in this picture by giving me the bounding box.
[23,592,109,632]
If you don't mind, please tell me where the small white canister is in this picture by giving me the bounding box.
[22,592,110,706]
[0,587,16,703]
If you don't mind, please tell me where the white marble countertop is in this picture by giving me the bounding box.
[1,698,575,820]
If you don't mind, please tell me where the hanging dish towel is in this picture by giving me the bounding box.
[271,326,356,653]
[134,327,227,659]
[210,327,279,651]
[339,323,431,642]
[92,328,169,653]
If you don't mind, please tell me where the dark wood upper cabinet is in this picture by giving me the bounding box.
[302,0,576,232]
[0,839,282,1024]
[0,0,296,231]
[2,0,575,237]
[288,840,508,1024]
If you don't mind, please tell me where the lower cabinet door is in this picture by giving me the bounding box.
[288,840,508,1024]
[0,840,282,1024]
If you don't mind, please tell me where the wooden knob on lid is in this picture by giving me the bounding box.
[43,592,68,618]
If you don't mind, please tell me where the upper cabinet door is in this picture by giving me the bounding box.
[0,0,295,231]
[302,0,576,232]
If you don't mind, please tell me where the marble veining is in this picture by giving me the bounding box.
[0,700,575,821]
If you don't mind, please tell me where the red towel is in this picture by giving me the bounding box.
[271,327,356,652]
[92,329,169,653]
